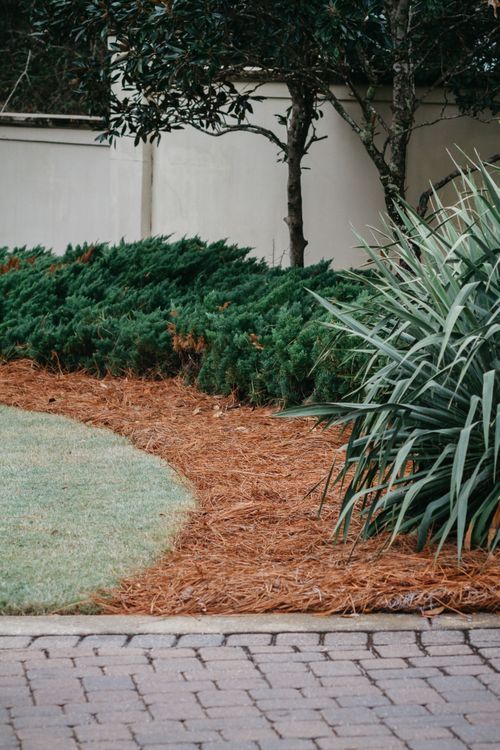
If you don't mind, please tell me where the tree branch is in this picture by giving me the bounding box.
[190,122,287,154]
[1,50,32,113]
[417,153,500,217]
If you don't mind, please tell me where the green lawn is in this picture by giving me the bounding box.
[0,405,195,613]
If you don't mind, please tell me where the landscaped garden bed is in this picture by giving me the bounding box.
[0,358,497,616]
[1,164,498,616]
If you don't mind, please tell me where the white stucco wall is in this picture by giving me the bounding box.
[150,85,499,269]
[0,116,150,254]
[0,93,498,266]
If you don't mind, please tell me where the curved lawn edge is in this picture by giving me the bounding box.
[0,405,195,614]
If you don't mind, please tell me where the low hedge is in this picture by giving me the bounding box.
[0,237,368,404]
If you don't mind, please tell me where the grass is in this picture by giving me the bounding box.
[0,405,195,614]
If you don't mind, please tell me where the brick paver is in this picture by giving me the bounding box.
[0,628,498,749]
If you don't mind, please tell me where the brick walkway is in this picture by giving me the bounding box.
[0,627,499,750]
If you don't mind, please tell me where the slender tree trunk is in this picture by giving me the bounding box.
[384,0,416,229]
[285,84,315,268]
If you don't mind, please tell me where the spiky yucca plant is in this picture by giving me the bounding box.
[281,162,500,558]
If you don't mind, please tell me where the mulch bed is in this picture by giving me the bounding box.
[0,359,498,616]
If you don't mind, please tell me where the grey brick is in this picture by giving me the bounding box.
[309,661,361,677]
[317,737,405,749]
[100,664,153,678]
[79,743,138,750]
[30,636,80,650]
[361,658,408,670]
[367,667,441,681]
[25,658,73,677]
[373,631,417,645]
[128,634,176,649]
[198,646,246,661]
[22,739,78,750]
[273,719,332,738]
[94,709,149,724]
[443,664,492,675]
[326,649,375,660]
[437,689,497,703]
[427,674,485,692]
[214,677,267,690]
[406,740,467,750]
[145,658,203,674]
[265,672,319,688]
[410,655,482,668]
[81,689,144,705]
[74,723,133,741]
[250,687,301,701]
[335,724,393,737]
[207,705,260,718]
[199,744,258,750]
[16,726,73,740]
[176,634,224,647]
[75,654,148,668]
[141,681,216,698]
[320,706,378,725]
[382,685,445,705]
[336,694,390,708]
[12,712,71,730]
[226,633,272,646]
[79,635,128,649]
[374,645,422,658]
[469,629,500,645]
[149,647,196,659]
[428,700,500,715]
[385,713,473,730]
[0,637,32,649]
[0,650,34,662]
[0,676,28,688]
[424,645,473,656]
[259,661,308,674]
[392,726,453,741]
[256,697,335,712]
[186,715,270,732]
[32,688,86,705]
[466,711,500,724]
[266,709,321,722]
[421,631,465,645]
[0,689,33,708]
[375,705,429,719]
[220,726,279,741]
[149,701,206,720]
[323,633,368,648]
[197,689,252,707]
[0,662,24,676]
[318,677,383,696]
[201,660,260,676]
[454,723,500,744]
[259,741,317,750]
[82,674,135,691]
[132,720,220,745]
[478,672,500,690]
[275,633,320,647]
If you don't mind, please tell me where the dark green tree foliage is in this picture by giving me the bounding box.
[37,0,333,267]
[36,1,499,257]
[0,0,107,115]
[0,239,367,404]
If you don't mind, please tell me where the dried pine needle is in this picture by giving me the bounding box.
[0,359,498,616]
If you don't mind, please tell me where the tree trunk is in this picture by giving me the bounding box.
[285,85,315,268]
[385,0,416,228]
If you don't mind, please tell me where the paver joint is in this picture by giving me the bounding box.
[0,624,498,749]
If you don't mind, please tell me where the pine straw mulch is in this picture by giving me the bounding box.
[0,359,498,616]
